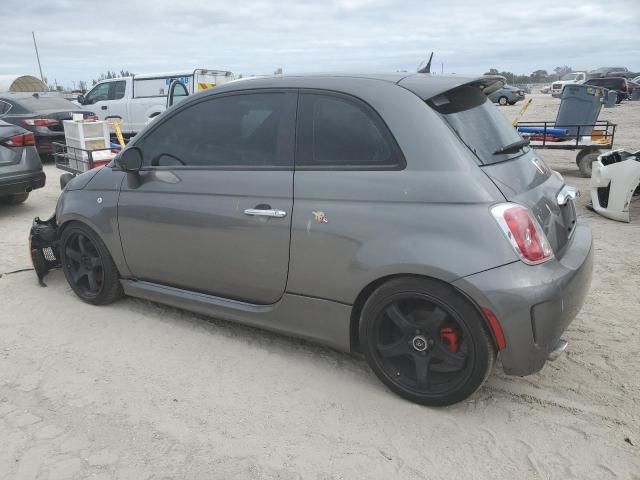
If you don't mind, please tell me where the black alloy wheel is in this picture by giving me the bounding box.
[360,277,495,406]
[64,231,104,297]
[60,223,123,305]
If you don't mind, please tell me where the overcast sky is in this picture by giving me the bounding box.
[3,0,639,88]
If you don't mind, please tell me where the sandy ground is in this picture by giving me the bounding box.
[1,93,639,480]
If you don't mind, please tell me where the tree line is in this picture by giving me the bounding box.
[484,66,573,84]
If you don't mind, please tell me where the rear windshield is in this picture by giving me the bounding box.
[11,96,79,112]
[429,86,525,165]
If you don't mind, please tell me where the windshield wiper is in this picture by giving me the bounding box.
[493,138,530,155]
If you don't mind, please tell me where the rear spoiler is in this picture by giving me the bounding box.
[398,74,506,100]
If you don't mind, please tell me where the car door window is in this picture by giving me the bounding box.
[111,81,126,100]
[85,83,110,105]
[296,93,403,169]
[140,92,295,168]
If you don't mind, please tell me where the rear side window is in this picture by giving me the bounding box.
[141,92,296,168]
[296,93,402,169]
[112,81,126,100]
[430,86,525,165]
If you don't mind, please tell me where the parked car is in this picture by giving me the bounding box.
[76,69,234,135]
[588,67,631,79]
[540,85,551,94]
[30,73,593,406]
[584,77,631,103]
[0,93,95,158]
[487,85,525,105]
[551,71,587,98]
[0,120,45,205]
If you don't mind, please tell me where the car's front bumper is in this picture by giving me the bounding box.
[29,215,60,285]
[453,223,593,376]
[0,170,46,196]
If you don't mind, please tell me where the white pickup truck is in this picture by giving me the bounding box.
[76,69,234,134]
[551,71,587,98]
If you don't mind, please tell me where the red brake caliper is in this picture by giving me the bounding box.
[440,327,460,353]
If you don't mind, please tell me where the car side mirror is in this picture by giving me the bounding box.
[118,147,143,173]
[77,94,85,105]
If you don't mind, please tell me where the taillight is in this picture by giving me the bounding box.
[85,114,98,121]
[491,203,553,265]
[21,118,59,127]
[621,81,626,91]
[2,132,35,147]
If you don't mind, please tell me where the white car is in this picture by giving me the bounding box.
[77,69,234,135]
[551,72,587,98]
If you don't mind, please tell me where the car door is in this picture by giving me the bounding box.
[103,80,129,131]
[83,81,111,120]
[117,90,297,304]
[167,80,189,108]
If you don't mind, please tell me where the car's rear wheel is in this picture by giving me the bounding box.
[60,223,123,305]
[360,277,495,406]
[1,193,29,205]
[498,96,508,106]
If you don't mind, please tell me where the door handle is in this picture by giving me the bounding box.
[244,208,287,218]
[101,105,107,110]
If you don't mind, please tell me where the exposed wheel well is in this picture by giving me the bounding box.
[349,274,497,352]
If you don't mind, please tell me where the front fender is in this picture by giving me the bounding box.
[56,169,130,277]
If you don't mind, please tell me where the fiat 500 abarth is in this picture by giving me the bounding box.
[30,73,593,406]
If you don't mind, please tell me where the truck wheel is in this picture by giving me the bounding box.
[576,150,602,178]
[498,96,508,106]
[60,222,123,305]
[359,277,496,406]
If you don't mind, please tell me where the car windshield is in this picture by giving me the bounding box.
[561,73,580,81]
[429,85,526,165]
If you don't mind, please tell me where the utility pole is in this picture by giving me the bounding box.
[32,32,44,82]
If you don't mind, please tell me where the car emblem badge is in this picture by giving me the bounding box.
[312,211,328,224]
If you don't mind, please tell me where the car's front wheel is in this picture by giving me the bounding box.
[360,277,495,406]
[60,222,123,305]
[498,96,508,106]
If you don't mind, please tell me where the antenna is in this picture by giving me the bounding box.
[32,32,44,82]
[417,52,434,74]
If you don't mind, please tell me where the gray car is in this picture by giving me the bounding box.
[30,74,593,406]
[0,120,45,205]
[488,85,526,105]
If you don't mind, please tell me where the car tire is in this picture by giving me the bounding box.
[576,150,602,178]
[59,173,74,190]
[3,193,29,205]
[359,276,496,406]
[60,222,123,305]
[498,96,508,106]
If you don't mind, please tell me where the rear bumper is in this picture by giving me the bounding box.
[0,170,46,196]
[453,223,593,376]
